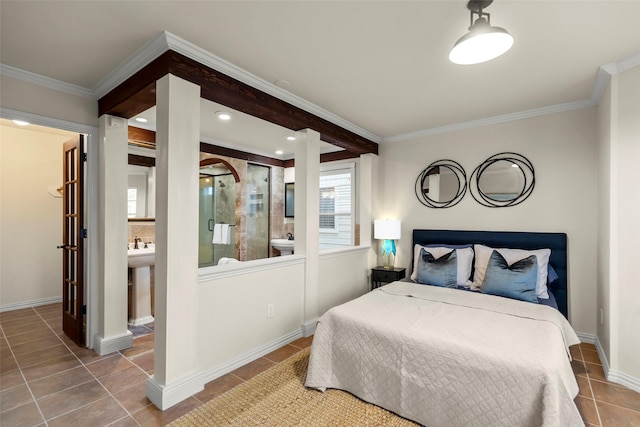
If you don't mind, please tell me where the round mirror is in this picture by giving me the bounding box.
[470,153,535,207]
[415,160,466,208]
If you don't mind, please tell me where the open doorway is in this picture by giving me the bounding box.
[0,118,92,347]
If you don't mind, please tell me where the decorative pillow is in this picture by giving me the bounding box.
[480,250,539,303]
[472,244,551,299]
[547,265,559,284]
[411,245,473,287]
[416,248,457,288]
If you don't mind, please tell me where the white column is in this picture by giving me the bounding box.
[294,129,320,334]
[146,74,202,409]
[358,153,378,249]
[95,115,132,354]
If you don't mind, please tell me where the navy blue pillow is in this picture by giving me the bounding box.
[481,250,539,303]
[416,248,457,288]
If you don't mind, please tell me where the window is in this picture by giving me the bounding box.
[319,163,355,250]
[127,188,137,218]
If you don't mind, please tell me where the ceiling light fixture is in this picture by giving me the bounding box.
[215,111,232,121]
[275,150,284,155]
[12,119,29,126]
[135,117,148,123]
[449,0,514,65]
[286,136,296,141]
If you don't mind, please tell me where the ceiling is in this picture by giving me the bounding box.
[2,1,639,157]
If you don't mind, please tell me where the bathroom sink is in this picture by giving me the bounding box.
[127,248,155,268]
[271,239,294,255]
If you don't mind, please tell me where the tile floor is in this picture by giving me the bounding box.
[1,303,639,426]
[0,303,312,426]
[571,342,640,426]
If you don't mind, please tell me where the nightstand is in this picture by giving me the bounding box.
[371,267,406,290]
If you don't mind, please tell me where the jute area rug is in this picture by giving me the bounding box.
[170,347,419,426]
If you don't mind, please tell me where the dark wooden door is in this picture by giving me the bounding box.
[60,135,85,346]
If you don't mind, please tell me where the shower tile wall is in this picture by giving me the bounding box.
[246,164,270,261]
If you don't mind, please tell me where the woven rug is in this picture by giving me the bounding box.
[170,347,418,426]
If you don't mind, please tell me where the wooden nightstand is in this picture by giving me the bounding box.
[371,267,406,290]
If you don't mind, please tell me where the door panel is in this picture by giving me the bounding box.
[61,135,85,346]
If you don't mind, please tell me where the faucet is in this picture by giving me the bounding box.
[287,233,294,240]
[134,236,142,249]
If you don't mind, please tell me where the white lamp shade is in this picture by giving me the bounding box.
[449,25,514,65]
[374,219,401,240]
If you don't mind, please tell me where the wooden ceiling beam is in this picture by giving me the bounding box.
[99,50,378,156]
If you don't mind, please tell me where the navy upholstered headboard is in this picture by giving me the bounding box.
[411,230,569,319]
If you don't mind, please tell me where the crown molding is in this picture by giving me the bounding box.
[4,29,638,146]
[92,31,170,99]
[0,63,94,99]
[382,50,640,144]
[163,31,381,144]
[0,107,97,136]
[381,98,596,144]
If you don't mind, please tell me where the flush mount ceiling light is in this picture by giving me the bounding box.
[135,117,148,123]
[449,0,514,65]
[12,119,30,126]
[215,111,232,121]
[286,135,296,141]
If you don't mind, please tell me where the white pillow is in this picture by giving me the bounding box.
[411,245,474,287]
[472,244,550,299]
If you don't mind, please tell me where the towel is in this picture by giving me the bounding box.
[221,224,231,244]
[213,224,223,244]
[213,224,232,245]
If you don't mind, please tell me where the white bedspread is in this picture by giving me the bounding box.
[305,281,583,427]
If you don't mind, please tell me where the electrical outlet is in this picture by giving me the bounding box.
[267,304,275,319]
[600,308,604,325]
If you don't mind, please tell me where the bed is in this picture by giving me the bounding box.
[305,229,583,427]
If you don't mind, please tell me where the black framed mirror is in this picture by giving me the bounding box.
[469,152,535,208]
[415,159,467,208]
[285,182,295,217]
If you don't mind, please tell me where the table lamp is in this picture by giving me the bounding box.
[374,219,401,269]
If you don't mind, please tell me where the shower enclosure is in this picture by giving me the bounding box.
[199,171,236,267]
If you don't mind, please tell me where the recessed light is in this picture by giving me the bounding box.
[286,136,296,141]
[275,150,284,155]
[12,119,29,126]
[135,117,148,123]
[215,111,232,121]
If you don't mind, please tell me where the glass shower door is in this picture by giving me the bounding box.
[199,173,236,268]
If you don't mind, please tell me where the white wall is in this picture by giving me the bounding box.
[318,248,370,316]
[612,65,640,380]
[197,262,305,372]
[378,107,599,334]
[0,124,75,308]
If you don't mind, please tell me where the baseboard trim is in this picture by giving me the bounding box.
[578,333,640,393]
[146,372,204,410]
[576,332,596,344]
[93,331,134,355]
[0,296,62,313]
[607,368,640,393]
[301,318,318,337]
[199,329,302,386]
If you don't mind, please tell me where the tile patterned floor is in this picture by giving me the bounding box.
[0,303,312,426]
[2,303,639,426]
